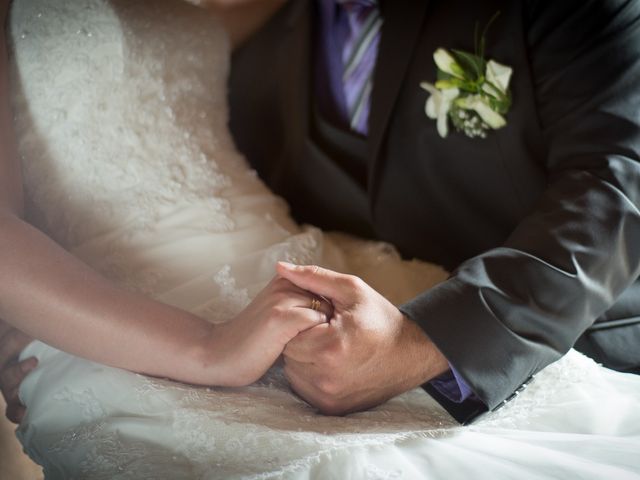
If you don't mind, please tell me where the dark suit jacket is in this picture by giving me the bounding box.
[228,0,640,422]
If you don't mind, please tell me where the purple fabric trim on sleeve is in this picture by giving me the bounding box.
[430,364,478,404]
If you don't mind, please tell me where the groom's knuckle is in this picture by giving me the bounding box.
[324,341,345,362]
[316,378,339,397]
[317,348,336,368]
[342,274,364,291]
[335,335,348,355]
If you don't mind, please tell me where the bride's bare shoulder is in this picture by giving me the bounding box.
[189,0,287,50]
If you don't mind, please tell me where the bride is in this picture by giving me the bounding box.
[1,0,640,479]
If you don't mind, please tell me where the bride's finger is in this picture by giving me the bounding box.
[276,262,355,305]
[0,357,37,395]
[299,295,334,319]
[269,276,316,298]
[0,328,32,368]
[281,306,328,338]
[268,285,333,318]
[271,291,330,317]
[4,385,20,409]
[5,404,25,424]
[268,278,335,320]
[5,384,28,423]
[283,322,331,361]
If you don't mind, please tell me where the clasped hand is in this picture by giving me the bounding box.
[189,264,448,414]
[0,275,330,423]
[276,262,449,416]
[0,264,448,423]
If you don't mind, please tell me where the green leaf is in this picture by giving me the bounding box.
[451,49,486,81]
[449,62,467,79]
[436,70,458,83]
[434,79,461,90]
[492,92,512,115]
[479,11,501,60]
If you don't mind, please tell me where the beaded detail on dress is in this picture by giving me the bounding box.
[11,0,240,245]
[9,0,295,297]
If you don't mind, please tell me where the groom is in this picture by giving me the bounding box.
[225,0,640,423]
[2,0,640,424]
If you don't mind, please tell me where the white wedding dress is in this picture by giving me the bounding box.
[7,1,640,479]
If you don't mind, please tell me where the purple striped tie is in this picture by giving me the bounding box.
[338,0,383,135]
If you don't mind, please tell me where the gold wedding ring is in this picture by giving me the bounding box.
[310,298,322,311]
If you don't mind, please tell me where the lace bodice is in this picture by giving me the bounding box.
[11,0,257,248]
[9,0,315,297]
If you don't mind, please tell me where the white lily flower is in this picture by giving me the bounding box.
[457,94,506,129]
[420,82,460,138]
[483,59,512,96]
[433,48,464,79]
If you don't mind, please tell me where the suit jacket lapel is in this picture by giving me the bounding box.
[268,0,429,201]
[368,1,430,198]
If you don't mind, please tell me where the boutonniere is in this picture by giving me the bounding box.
[420,14,512,139]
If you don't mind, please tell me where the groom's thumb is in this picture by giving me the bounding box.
[276,262,354,304]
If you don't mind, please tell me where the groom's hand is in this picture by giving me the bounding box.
[0,320,36,423]
[277,263,449,416]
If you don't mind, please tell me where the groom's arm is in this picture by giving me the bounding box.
[280,0,640,423]
[403,0,640,414]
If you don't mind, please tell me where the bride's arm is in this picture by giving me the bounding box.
[0,26,213,381]
[0,13,321,388]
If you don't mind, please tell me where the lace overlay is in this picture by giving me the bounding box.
[10,0,268,296]
[21,345,461,479]
[19,342,639,480]
[12,0,238,242]
[8,0,640,479]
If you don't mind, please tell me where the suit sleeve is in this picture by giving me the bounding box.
[401,0,640,416]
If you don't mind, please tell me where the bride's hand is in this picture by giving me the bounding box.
[207,276,331,387]
[0,320,36,423]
